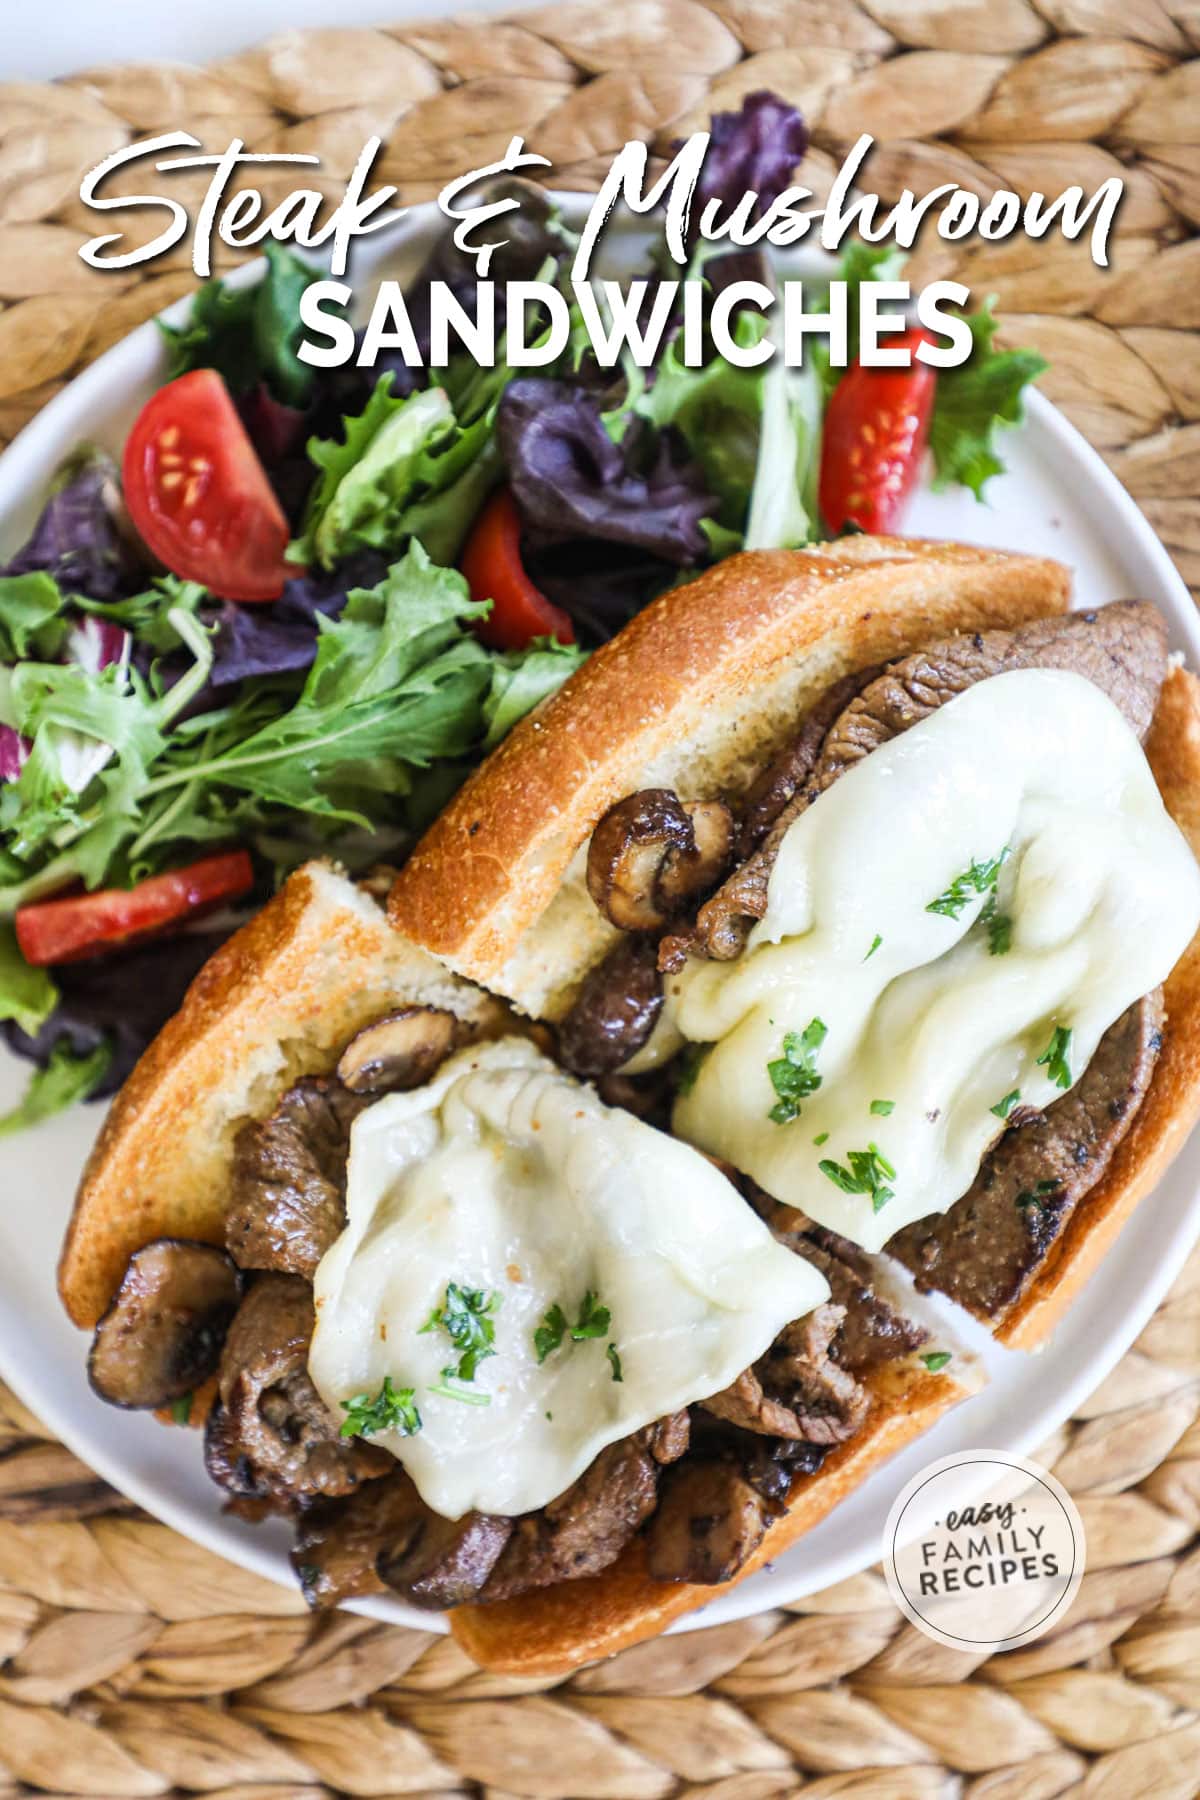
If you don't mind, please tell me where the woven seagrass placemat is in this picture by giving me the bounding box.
[1,3,1199,1794]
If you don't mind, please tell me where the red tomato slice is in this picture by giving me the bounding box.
[122,370,293,602]
[819,329,937,536]
[461,489,575,651]
[15,851,254,967]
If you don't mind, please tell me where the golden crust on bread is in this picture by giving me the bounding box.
[999,665,1200,1348]
[388,539,1071,1019]
[449,1359,972,1676]
[59,862,499,1329]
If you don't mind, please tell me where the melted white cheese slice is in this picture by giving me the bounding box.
[671,668,1200,1254]
[308,1037,827,1520]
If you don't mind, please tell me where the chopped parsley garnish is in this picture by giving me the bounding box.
[534,1302,568,1364]
[1036,1025,1073,1090]
[170,1392,193,1426]
[819,1142,897,1213]
[607,1344,623,1383]
[534,1291,612,1362]
[572,1289,611,1340]
[865,934,883,960]
[921,1351,952,1373]
[1016,1179,1062,1211]
[870,1099,894,1116]
[990,1088,1021,1120]
[926,848,1010,920]
[340,1376,421,1439]
[813,1131,829,1146]
[431,1373,491,1406]
[767,1017,827,1124]
[675,1044,711,1097]
[980,893,1013,955]
[420,1282,499,1383]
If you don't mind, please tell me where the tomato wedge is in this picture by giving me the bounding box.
[460,489,575,650]
[819,329,937,536]
[122,370,293,602]
[15,851,254,967]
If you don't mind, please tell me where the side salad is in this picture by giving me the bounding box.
[0,91,1045,1133]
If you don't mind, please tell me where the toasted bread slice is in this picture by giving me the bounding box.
[451,1356,974,1676]
[59,862,501,1329]
[388,539,1072,1019]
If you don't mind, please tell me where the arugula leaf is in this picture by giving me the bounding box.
[929,301,1047,499]
[0,1039,112,1138]
[0,924,58,1037]
[0,573,69,661]
[75,577,207,655]
[483,638,586,750]
[160,241,317,406]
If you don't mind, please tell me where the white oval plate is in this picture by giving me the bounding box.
[1,200,1197,1637]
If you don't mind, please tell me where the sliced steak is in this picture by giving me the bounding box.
[888,992,1164,1323]
[679,601,1169,963]
[646,1460,777,1585]
[206,1275,390,1513]
[480,1413,690,1604]
[763,1206,930,1373]
[816,600,1167,781]
[701,1302,869,1445]
[734,667,882,858]
[293,1469,513,1610]
[226,1078,369,1280]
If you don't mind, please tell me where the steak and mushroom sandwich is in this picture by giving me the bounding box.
[62,538,1200,1677]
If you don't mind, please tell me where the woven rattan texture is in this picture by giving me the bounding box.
[0,2,1198,1794]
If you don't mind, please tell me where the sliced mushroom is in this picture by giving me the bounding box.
[586,790,734,932]
[336,1006,460,1094]
[558,935,663,1078]
[89,1240,242,1410]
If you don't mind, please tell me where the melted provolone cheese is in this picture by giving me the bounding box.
[309,1038,827,1519]
[671,668,1200,1254]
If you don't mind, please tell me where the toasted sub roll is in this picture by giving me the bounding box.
[389,538,1073,1019]
[60,862,504,1329]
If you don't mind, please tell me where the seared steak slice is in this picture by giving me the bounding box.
[761,1205,930,1374]
[734,667,881,859]
[226,1078,368,1280]
[206,1275,389,1513]
[888,992,1164,1323]
[294,1469,512,1610]
[818,601,1167,786]
[679,601,1169,963]
[480,1413,690,1604]
[646,1460,777,1585]
[701,1302,869,1445]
